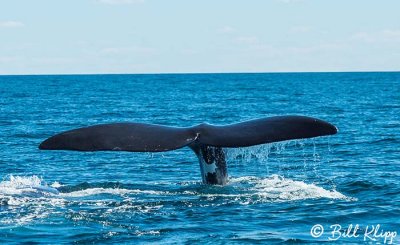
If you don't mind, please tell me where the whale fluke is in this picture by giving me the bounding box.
[194,116,337,148]
[39,123,198,152]
[39,115,338,185]
[39,116,337,152]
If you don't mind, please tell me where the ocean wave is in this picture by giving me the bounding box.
[0,175,351,204]
[0,174,352,225]
[60,188,169,197]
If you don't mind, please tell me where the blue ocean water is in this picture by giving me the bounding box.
[0,72,399,244]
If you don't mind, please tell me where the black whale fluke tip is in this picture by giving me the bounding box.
[39,137,55,150]
[326,121,338,135]
[39,140,50,150]
[38,141,45,150]
[39,134,69,150]
[332,125,339,134]
[316,118,338,135]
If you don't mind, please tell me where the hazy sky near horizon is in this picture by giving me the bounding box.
[1,0,400,75]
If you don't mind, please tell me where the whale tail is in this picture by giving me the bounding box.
[39,115,338,185]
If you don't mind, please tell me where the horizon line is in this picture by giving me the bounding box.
[0,70,399,76]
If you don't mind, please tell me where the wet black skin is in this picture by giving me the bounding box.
[38,116,338,185]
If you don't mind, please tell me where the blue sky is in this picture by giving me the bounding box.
[1,0,400,74]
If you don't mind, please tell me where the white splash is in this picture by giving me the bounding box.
[230,175,350,202]
[0,174,350,203]
[0,174,352,225]
[60,188,135,197]
[0,175,59,196]
[61,188,169,198]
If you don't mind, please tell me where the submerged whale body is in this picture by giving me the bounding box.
[39,115,337,185]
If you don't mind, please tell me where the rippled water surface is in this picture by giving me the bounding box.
[0,72,399,244]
